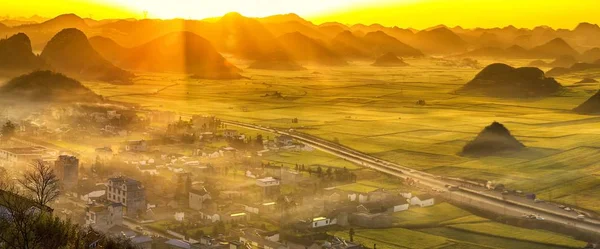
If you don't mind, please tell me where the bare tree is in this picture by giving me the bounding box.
[0,184,46,249]
[19,160,60,206]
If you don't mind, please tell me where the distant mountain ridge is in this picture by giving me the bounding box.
[117,31,243,79]
[3,12,600,59]
[276,32,347,66]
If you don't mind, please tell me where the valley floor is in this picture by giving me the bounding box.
[84,58,600,215]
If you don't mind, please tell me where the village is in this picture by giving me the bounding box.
[0,105,442,249]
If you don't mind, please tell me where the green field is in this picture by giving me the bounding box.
[83,58,600,214]
[448,222,587,248]
[393,202,472,227]
[330,228,452,249]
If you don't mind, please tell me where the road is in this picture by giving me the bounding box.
[224,120,600,236]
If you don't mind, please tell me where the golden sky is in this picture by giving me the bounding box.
[1,0,598,29]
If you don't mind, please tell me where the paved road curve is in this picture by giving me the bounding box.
[224,120,600,236]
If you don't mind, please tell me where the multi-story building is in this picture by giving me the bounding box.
[189,187,211,211]
[85,202,123,232]
[256,177,280,199]
[106,177,146,217]
[54,155,79,189]
[124,140,148,152]
[0,146,56,167]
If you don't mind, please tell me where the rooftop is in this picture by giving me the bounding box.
[417,194,434,200]
[0,146,47,155]
[313,216,327,222]
[108,176,143,187]
[131,236,152,244]
[257,177,279,183]
[165,239,190,249]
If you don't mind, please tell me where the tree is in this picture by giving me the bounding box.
[349,228,355,242]
[255,134,264,149]
[1,120,16,141]
[19,160,60,206]
[1,180,136,249]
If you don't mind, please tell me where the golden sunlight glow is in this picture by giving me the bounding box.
[107,0,375,19]
[0,0,599,29]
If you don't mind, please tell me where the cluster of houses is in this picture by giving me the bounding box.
[0,108,436,249]
[293,188,435,230]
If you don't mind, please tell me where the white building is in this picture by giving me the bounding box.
[85,203,123,232]
[0,146,56,167]
[106,177,146,217]
[256,177,281,198]
[124,140,148,152]
[189,187,211,211]
[392,199,410,212]
[311,216,337,228]
[409,195,435,207]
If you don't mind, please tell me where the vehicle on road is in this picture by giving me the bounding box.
[577,215,586,220]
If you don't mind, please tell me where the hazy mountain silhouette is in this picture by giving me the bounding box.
[411,27,468,54]
[329,31,371,58]
[88,36,128,62]
[385,27,416,42]
[259,14,326,40]
[13,13,600,61]
[582,48,600,63]
[576,78,598,84]
[505,45,530,56]
[318,22,350,37]
[350,23,387,34]
[572,22,600,47]
[0,70,102,102]
[0,33,47,74]
[458,63,562,98]
[1,19,33,28]
[119,31,242,79]
[372,52,409,67]
[546,62,600,77]
[363,31,423,57]
[460,45,532,59]
[0,22,9,31]
[472,32,505,48]
[530,38,579,58]
[528,60,549,67]
[214,12,278,59]
[573,22,600,35]
[528,55,578,68]
[39,14,87,30]
[248,51,306,71]
[40,28,132,83]
[263,21,326,41]
[276,32,346,66]
[462,122,525,156]
[258,13,313,26]
[15,14,88,33]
